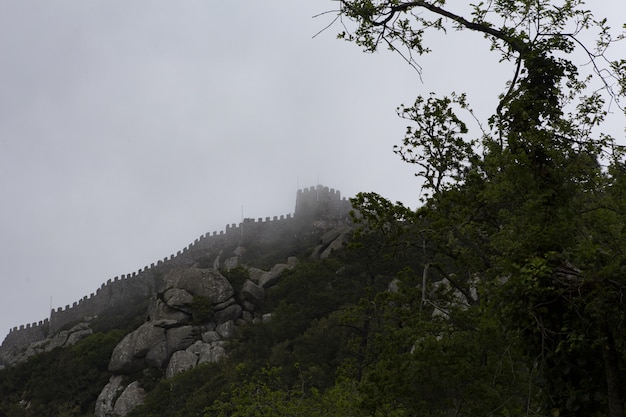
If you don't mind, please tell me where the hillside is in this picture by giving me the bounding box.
[0,185,366,416]
[1,179,625,417]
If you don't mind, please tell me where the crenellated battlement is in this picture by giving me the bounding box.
[295,185,351,220]
[8,319,49,335]
[1,185,351,359]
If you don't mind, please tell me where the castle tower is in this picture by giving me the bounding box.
[295,185,351,220]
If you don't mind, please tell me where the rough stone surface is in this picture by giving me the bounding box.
[165,268,234,304]
[66,329,93,346]
[241,280,265,305]
[166,350,198,378]
[163,288,193,313]
[197,341,226,364]
[233,246,246,257]
[320,229,351,259]
[201,331,221,344]
[216,320,236,339]
[113,381,146,417]
[248,267,266,284]
[242,300,255,312]
[214,304,242,324]
[145,340,169,369]
[95,375,124,417]
[311,226,352,259]
[187,340,208,355]
[213,297,235,311]
[149,299,190,322]
[259,263,291,288]
[200,321,216,332]
[242,311,253,323]
[166,325,198,354]
[224,256,240,271]
[45,331,69,352]
[108,323,165,374]
[152,319,181,329]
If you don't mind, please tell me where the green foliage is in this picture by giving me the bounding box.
[0,330,123,417]
[333,1,626,415]
[220,266,249,295]
[205,367,361,417]
[128,362,227,417]
[190,295,214,325]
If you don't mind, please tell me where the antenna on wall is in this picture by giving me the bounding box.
[316,171,320,201]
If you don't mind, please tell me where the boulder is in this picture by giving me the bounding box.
[187,340,209,355]
[216,320,236,339]
[66,328,93,346]
[113,381,145,417]
[311,227,352,259]
[242,300,255,312]
[165,268,234,304]
[223,256,240,271]
[149,298,190,322]
[166,350,198,378]
[320,230,351,259]
[45,331,69,352]
[242,311,253,323]
[197,341,227,364]
[163,288,194,313]
[166,325,198,354]
[213,297,235,311]
[201,331,221,344]
[145,340,169,369]
[247,267,266,284]
[241,280,265,305]
[214,304,242,324]
[259,263,290,288]
[109,323,166,374]
[95,375,124,417]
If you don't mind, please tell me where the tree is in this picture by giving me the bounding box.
[322,1,626,416]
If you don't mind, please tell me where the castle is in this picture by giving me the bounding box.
[0,185,352,359]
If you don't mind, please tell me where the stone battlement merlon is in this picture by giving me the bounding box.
[9,319,49,334]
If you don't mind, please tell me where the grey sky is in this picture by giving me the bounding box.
[0,1,624,341]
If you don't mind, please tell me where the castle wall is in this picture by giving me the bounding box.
[1,320,48,358]
[295,185,351,220]
[1,185,352,358]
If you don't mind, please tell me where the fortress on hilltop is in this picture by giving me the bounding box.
[0,185,352,358]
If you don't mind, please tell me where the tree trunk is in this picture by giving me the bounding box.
[602,327,624,417]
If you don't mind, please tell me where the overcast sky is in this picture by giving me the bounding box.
[1,2,624,342]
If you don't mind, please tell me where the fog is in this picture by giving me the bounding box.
[1,1,623,341]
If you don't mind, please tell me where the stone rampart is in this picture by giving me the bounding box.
[1,185,352,358]
[46,214,295,334]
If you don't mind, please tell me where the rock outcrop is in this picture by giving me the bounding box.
[164,268,234,304]
[96,257,299,416]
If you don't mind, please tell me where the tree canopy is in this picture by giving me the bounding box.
[320,1,626,416]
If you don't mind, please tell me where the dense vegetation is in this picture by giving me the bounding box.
[1,1,625,416]
[0,331,124,416]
